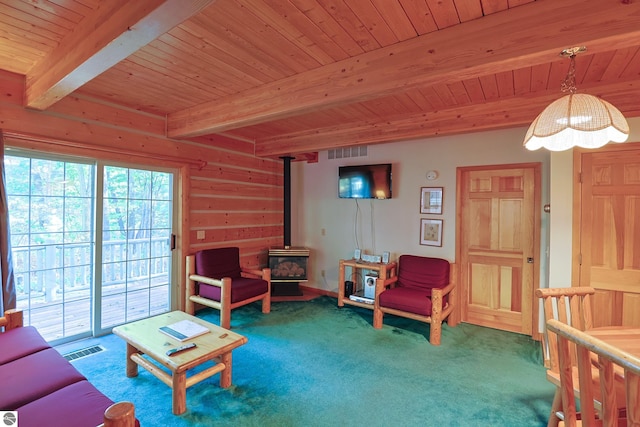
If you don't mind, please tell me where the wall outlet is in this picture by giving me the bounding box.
[196,230,205,240]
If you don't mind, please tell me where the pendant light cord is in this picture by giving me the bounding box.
[560,54,577,94]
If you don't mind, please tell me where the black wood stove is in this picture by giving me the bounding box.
[268,156,309,296]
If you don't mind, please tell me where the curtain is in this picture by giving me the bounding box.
[0,130,16,313]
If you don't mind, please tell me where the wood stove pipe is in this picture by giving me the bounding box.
[281,156,294,248]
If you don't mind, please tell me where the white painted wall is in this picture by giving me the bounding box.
[291,117,640,335]
[292,126,550,294]
[548,149,574,289]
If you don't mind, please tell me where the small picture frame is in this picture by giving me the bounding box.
[354,248,361,260]
[420,187,443,215]
[382,251,390,264]
[420,219,443,247]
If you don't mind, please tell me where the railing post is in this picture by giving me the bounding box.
[45,243,57,302]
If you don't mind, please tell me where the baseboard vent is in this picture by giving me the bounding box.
[328,146,367,160]
[62,345,105,362]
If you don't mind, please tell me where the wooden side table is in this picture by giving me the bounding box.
[337,259,397,323]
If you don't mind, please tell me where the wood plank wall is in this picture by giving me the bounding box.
[186,133,284,265]
[0,69,283,308]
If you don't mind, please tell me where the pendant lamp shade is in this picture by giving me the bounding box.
[523,46,629,152]
[523,93,629,151]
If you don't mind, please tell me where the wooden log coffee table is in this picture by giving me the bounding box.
[112,310,247,415]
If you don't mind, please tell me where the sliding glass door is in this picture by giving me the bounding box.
[99,166,173,331]
[6,156,95,341]
[5,152,175,343]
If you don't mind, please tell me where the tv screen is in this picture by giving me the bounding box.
[338,163,392,199]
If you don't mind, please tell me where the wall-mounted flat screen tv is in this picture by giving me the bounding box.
[338,163,392,199]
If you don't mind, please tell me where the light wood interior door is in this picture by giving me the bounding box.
[457,164,541,335]
[576,144,640,327]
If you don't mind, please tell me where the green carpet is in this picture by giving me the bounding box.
[57,296,554,426]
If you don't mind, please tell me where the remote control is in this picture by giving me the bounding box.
[166,342,197,357]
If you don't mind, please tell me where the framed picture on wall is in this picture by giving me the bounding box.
[420,187,443,214]
[420,218,443,247]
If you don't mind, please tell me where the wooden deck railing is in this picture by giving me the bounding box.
[11,237,171,340]
[13,237,170,303]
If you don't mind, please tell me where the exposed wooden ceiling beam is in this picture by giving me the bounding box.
[253,79,640,157]
[167,0,640,139]
[25,0,216,110]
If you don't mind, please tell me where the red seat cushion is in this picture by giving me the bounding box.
[379,287,434,316]
[16,380,116,427]
[0,348,86,409]
[199,277,269,303]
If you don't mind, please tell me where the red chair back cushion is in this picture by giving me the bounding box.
[397,255,449,290]
[195,247,242,279]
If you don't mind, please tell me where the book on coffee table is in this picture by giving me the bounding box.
[159,319,210,341]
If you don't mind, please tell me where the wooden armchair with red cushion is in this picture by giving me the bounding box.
[185,247,271,329]
[373,255,457,345]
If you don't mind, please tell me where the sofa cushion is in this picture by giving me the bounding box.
[378,287,434,316]
[0,326,50,365]
[195,247,242,279]
[16,380,115,427]
[200,277,269,303]
[0,347,86,409]
[397,255,449,290]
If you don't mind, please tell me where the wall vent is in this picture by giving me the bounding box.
[328,146,367,160]
[62,345,105,362]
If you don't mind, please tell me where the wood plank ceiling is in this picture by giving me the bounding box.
[1,0,640,160]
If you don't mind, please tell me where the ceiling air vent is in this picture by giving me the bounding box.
[328,146,367,160]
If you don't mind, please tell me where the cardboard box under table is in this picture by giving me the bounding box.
[112,310,247,415]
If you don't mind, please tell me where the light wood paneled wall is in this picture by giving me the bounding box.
[0,69,283,308]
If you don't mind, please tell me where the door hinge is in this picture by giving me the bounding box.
[170,234,176,250]
[578,253,582,265]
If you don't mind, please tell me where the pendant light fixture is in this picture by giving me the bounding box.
[523,46,629,151]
